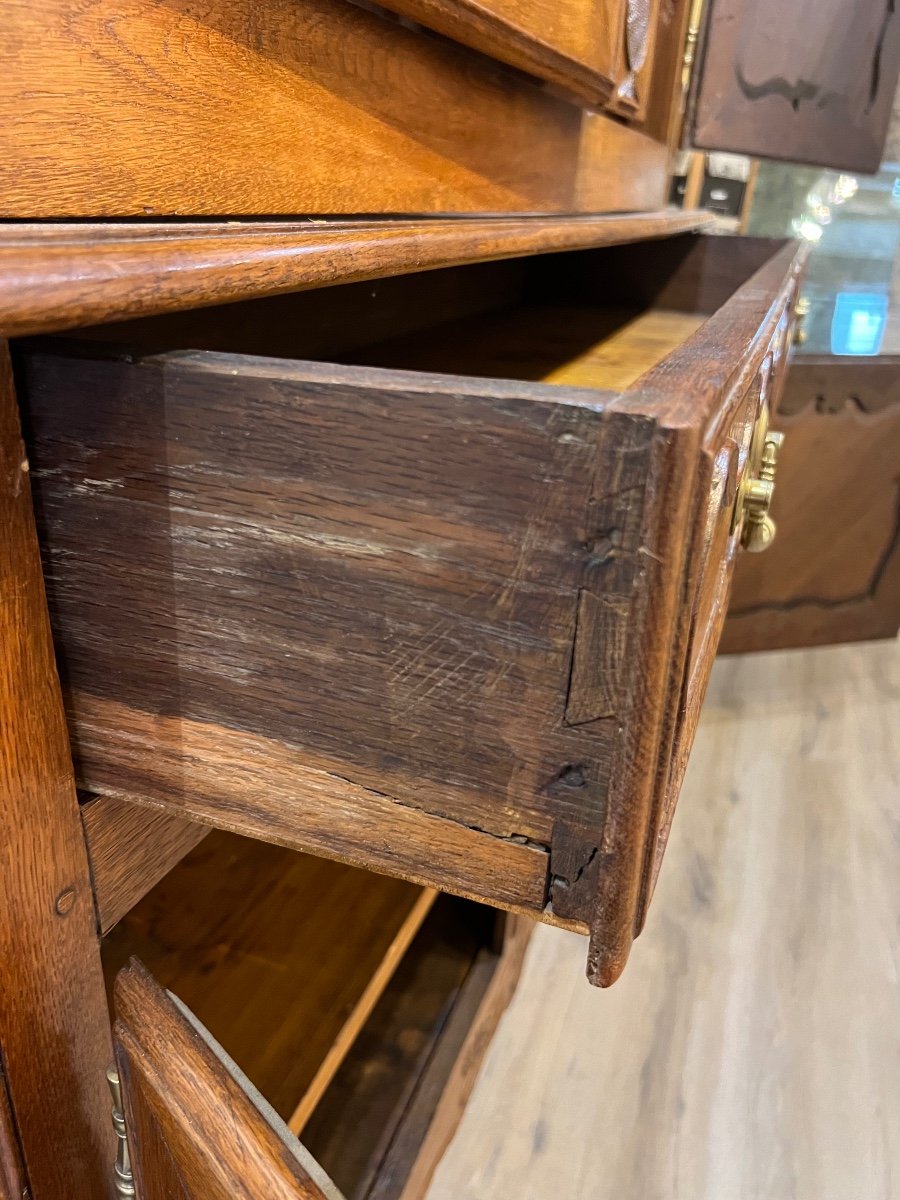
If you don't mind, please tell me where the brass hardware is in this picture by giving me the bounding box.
[740,430,784,553]
[681,0,706,96]
[107,1065,136,1199]
[793,295,811,345]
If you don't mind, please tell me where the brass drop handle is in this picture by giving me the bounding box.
[741,430,784,553]
[793,296,811,345]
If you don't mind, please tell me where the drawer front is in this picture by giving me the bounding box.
[20,236,806,987]
[636,298,797,926]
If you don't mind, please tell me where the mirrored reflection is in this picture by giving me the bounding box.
[745,161,900,357]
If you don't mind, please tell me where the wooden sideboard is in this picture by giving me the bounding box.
[0,0,898,1196]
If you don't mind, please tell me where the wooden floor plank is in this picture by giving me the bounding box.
[426,639,900,1200]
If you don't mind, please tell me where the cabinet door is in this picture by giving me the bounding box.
[688,0,900,172]
[113,959,344,1200]
[722,356,900,653]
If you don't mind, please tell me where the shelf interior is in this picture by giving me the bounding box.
[303,896,499,1200]
[101,830,436,1131]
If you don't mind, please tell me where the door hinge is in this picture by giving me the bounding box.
[106,1065,136,1199]
[681,0,704,93]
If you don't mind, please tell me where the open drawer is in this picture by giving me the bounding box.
[15,231,805,986]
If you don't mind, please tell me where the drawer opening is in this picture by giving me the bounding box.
[101,830,517,1199]
[53,232,788,397]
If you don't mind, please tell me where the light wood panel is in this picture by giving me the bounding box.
[380,0,626,104]
[426,638,900,1200]
[103,831,437,1129]
[0,0,670,217]
[82,795,209,933]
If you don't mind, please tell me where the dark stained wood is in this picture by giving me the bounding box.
[0,211,712,340]
[596,240,806,979]
[0,0,673,218]
[778,356,900,417]
[689,0,900,172]
[113,959,345,1199]
[0,1073,26,1200]
[0,343,115,1198]
[102,831,436,1131]
[81,795,209,933]
[540,231,791,316]
[19,234,806,987]
[379,0,625,104]
[304,903,532,1200]
[378,915,533,1200]
[722,356,900,653]
[20,344,615,920]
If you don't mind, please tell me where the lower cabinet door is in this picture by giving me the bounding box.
[113,959,344,1200]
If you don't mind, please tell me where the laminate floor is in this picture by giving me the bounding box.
[426,640,900,1200]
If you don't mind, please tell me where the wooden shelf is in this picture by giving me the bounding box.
[101,830,436,1130]
[352,304,707,393]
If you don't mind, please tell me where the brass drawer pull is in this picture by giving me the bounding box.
[740,429,784,552]
[793,296,811,345]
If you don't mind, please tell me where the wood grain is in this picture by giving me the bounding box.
[0,0,670,217]
[81,795,209,934]
[426,640,900,1200]
[103,831,435,1131]
[379,0,625,104]
[723,356,900,653]
[20,344,618,918]
[0,343,115,1199]
[114,959,345,1199]
[689,0,900,172]
[0,212,711,340]
[0,1075,26,1200]
[580,238,805,982]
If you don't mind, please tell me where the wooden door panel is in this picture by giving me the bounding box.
[690,0,900,172]
[722,356,900,652]
[113,960,344,1200]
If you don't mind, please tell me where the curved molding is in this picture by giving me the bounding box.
[0,211,711,339]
